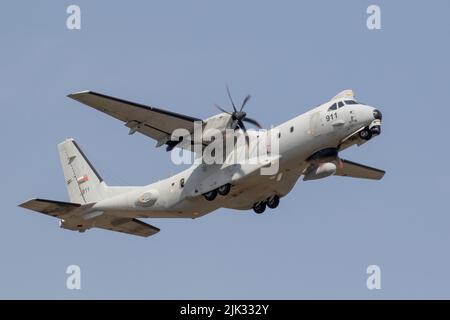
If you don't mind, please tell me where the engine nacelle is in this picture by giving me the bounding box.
[303,162,337,181]
[306,148,338,164]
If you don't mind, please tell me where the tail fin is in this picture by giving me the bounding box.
[58,139,106,204]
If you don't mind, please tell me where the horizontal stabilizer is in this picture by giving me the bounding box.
[97,218,160,237]
[335,159,385,180]
[19,198,81,218]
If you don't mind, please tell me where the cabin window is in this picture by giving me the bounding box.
[344,100,358,105]
[278,132,281,138]
[290,126,294,133]
[338,101,344,108]
[180,178,185,188]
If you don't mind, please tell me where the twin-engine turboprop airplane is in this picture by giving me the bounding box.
[19,89,384,237]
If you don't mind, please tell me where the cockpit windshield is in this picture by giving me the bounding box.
[327,99,360,111]
[328,101,345,111]
[328,103,337,111]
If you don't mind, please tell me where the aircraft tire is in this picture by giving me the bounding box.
[359,129,372,141]
[267,195,280,209]
[253,202,267,214]
[217,183,231,196]
[370,125,381,136]
[204,190,218,201]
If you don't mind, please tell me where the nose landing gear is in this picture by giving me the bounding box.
[359,128,372,141]
[370,125,381,136]
[359,124,381,141]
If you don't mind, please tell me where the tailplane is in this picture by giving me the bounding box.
[19,139,160,237]
[58,139,107,204]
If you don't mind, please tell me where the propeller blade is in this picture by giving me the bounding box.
[240,95,251,111]
[242,117,262,129]
[238,119,247,133]
[226,86,237,112]
[238,120,250,146]
[215,104,231,115]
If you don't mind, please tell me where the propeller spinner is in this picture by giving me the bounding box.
[215,86,262,134]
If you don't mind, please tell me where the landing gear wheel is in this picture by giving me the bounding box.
[217,183,231,196]
[267,195,280,209]
[359,128,372,141]
[204,190,217,201]
[370,125,381,136]
[253,202,267,214]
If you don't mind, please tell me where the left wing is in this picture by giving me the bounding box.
[335,159,385,180]
[68,91,203,151]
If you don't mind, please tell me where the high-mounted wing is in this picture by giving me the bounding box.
[67,91,203,151]
[335,159,385,180]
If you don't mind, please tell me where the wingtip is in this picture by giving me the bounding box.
[18,198,37,209]
[67,90,92,99]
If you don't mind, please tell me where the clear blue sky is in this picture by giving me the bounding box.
[1,0,449,299]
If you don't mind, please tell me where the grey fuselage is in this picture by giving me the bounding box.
[91,98,378,219]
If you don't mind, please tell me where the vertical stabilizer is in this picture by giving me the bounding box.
[58,139,106,204]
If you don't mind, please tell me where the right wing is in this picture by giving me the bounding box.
[68,90,204,151]
[335,159,385,180]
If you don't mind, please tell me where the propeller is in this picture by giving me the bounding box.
[215,86,262,135]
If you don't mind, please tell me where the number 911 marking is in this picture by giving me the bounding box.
[326,112,338,122]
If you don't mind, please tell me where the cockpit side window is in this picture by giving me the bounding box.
[338,101,344,108]
[328,103,337,111]
[344,100,358,105]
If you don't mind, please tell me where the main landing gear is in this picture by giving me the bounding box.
[253,195,280,214]
[217,183,231,196]
[267,195,280,209]
[203,185,281,215]
[253,201,266,214]
[203,190,217,201]
[203,183,231,201]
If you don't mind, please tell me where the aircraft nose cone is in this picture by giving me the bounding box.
[373,109,382,121]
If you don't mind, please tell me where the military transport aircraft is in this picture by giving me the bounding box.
[19,89,384,237]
